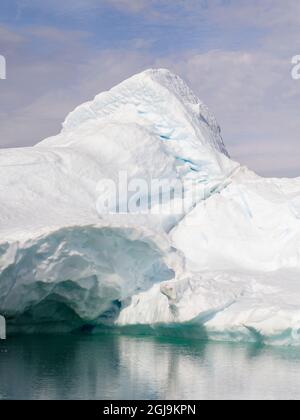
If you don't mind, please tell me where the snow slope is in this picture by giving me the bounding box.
[172,168,300,272]
[0,69,300,344]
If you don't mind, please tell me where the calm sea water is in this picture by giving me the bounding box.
[1,333,300,400]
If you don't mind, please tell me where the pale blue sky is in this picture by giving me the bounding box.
[0,0,299,176]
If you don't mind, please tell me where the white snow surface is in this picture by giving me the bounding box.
[0,68,300,344]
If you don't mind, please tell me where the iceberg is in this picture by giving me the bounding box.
[0,69,299,345]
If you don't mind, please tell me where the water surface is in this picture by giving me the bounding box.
[1,333,300,400]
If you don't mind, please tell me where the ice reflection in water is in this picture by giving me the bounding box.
[1,334,300,400]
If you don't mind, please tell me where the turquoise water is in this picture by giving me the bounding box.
[1,334,300,400]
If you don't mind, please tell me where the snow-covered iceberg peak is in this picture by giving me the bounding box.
[38,69,235,181]
[60,69,228,154]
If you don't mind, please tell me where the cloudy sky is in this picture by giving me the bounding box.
[0,0,299,177]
